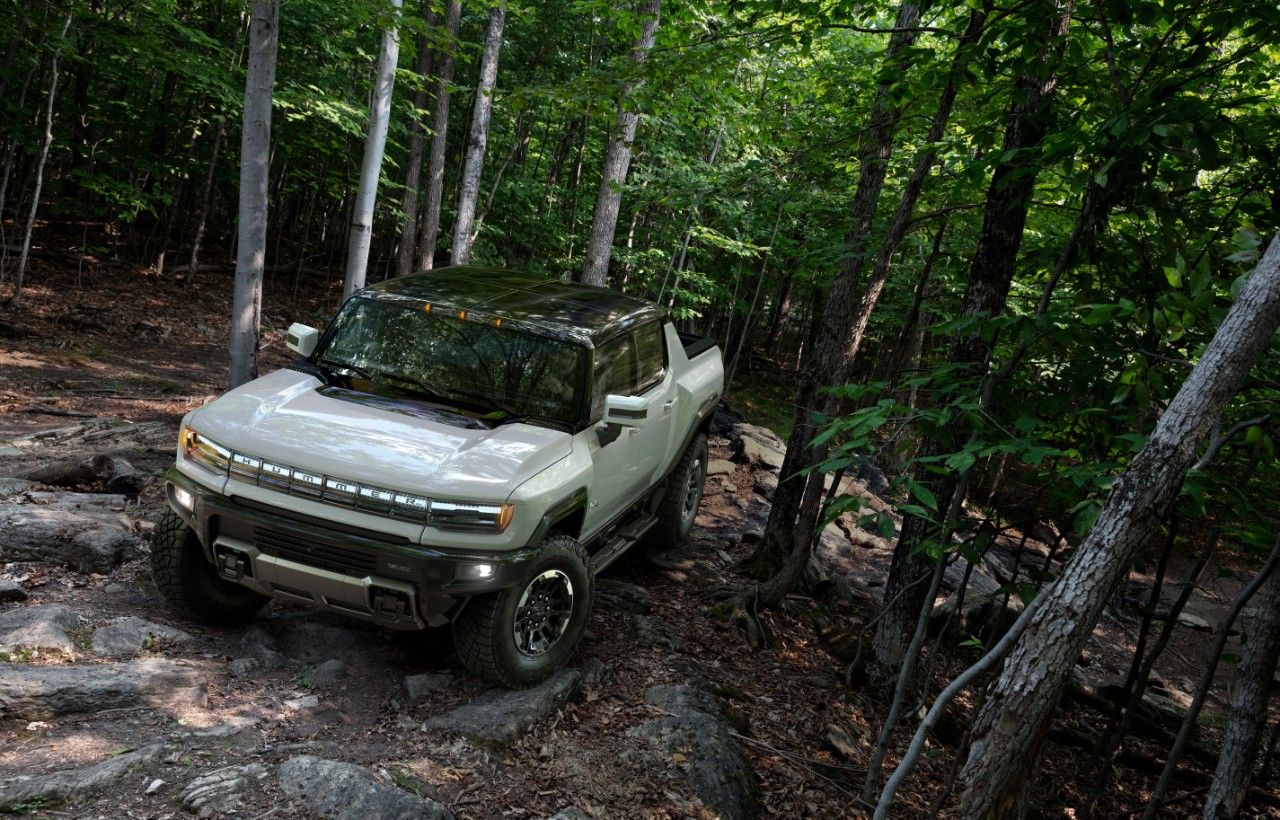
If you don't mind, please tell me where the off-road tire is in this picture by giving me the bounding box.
[650,432,708,550]
[149,507,268,625]
[453,534,593,689]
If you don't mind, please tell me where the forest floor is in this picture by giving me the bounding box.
[1,248,1277,818]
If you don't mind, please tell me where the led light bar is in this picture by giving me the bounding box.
[181,431,512,531]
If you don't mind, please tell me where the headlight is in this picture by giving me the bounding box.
[181,426,230,474]
[429,500,514,532]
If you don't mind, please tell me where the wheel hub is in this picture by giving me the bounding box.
[513,570,574,658]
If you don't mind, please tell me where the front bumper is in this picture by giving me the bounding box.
[165,466,536,628]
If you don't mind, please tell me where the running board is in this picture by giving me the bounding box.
[591,512,658,575]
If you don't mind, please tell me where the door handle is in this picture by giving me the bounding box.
[662,401,674,414]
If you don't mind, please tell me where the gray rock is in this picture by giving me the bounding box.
[180,763,269,818]
[91,616,191,656]
[277,755,452,820]
[284,694,320,710]
[0,604,80,654]
[629,685,758,820]
[193,715,258,738]
[0,743,163,812]
[239,626,289,670]
[0,501,139,573]
[596,579,653,615]
[543,809,592,820]
[0,578,25,602]
[405,672,454,703]
[0,478,35,496]
[277,620,370,665]
[706,459,736,476]
[228,657,260,677]
[732,436,785,471]
[423,667,584,743]
[301,658,346,686]
[632,615,685,651]
[1176,611,1213,631]
[0,658,207,719]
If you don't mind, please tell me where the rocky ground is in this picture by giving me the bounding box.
[0,260,1269,819]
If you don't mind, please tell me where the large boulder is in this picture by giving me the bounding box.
[0,501,139,573]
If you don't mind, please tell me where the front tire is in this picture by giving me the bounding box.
[453,534,593,689]
[149,508,268,625]
[650,432,708,550]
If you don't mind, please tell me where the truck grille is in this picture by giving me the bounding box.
[253,527,377,577]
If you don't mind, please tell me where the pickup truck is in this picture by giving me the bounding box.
[152,266,723,687]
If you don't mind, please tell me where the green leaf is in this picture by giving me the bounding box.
[912,483,938,511]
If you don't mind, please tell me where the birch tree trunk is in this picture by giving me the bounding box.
[1203,539,1280,819]
[342,0,402,300]
[579,0,660,288]
[228,0,280,389]
[415,0,461,270]
[395,24,435,278]
[955,234,1280,818]
[449,3,506,266]
[10,15,71,309]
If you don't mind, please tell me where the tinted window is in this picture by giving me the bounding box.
[591,334,636,420]
[634,322,665,393]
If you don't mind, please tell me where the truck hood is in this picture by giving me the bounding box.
[189,369,571,501]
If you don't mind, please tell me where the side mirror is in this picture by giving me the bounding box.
[603,394,649,429]
[287,323,320,357]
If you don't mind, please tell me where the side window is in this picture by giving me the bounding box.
[591,334,636,420]
[634,322,665,394]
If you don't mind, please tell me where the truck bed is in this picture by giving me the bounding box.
[677,330,718,360]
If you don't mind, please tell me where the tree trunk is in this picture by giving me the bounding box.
[955,234,1280,818]
[10,15,70,309]
[763,273,794,359]
[741,2,921,605]
[228,0,280,389]
[342,0,402,300]
[579,0,660,287]
[1201,540,1280,819]
[184,118,226,282]
[869,2,1070,691]
[416,0,461,270]
[395,25,435,278]
[449,3,506,266]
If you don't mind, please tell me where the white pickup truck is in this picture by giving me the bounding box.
[153,266,723,687]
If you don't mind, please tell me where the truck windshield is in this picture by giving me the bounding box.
[315,297,587,427]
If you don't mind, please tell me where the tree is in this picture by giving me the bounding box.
[579,0,660,287]
[955,234,1280,818]
[451,3,507,266]
[395,21,436,279]
[343,0,402,299]
[228,0,280,389]
[416,0,462,271]
[867,0,1074,689]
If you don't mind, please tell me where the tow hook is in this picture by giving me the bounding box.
[217,550,248,581]
[372,589,409,622]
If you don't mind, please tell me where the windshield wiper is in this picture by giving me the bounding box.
[373,371,458,405]
[317,358,373,381]
[442,386,527,424]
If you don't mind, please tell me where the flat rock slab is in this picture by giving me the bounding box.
[0,479,35,496]
[632,615,685,651]
[707,459,736,476]
[629,685,759,820]
[0,604,81,654]
[0,657,208,719]
[0,501,139,573]
[181,762,270,818]
[422,667,584,744]
[0,742,163,812]
[278,755,453,820]
[91,616,192,657]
